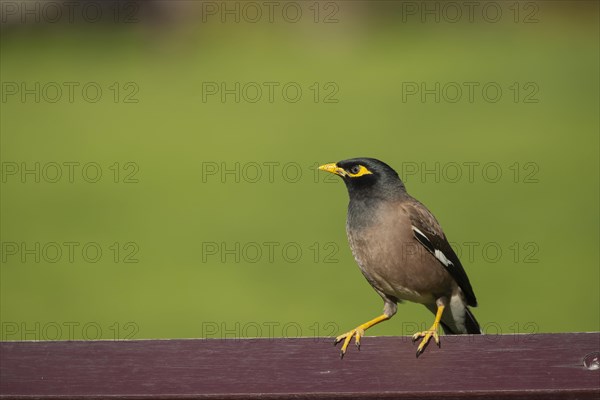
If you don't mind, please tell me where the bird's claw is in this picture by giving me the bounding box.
[412,329,440,357]
[334,327,365,358]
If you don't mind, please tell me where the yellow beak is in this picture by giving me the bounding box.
[318,163,347,177]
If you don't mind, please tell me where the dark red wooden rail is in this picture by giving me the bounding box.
[1,333,599,399]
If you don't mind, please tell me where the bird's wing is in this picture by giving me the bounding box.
[401,198,478,307]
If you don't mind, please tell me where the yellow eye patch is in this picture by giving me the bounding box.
[346,165,373,178]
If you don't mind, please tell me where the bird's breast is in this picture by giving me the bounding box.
[345,202,453,304]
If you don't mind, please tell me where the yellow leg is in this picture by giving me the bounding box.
[412,305,445,357]
[334,314,389,358]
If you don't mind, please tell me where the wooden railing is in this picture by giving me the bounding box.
[1,332,599,399]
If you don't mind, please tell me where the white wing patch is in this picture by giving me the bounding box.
[412,225,454,268]
[435,249,453,267]
[411,226,428,240]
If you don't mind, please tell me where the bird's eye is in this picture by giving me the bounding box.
[346,164,373,178]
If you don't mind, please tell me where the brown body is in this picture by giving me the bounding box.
[347,200,456,306]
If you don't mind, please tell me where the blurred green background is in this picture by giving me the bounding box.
[1,1,598,341]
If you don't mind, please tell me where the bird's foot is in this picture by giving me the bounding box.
[332,314,390,359]
[412,329,440,357]
[334,327,365,358]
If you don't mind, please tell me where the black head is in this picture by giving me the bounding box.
[319,157,406,201]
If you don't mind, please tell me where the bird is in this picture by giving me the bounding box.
[318,158,481,358]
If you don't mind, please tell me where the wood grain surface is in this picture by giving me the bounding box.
[1,333,599,399]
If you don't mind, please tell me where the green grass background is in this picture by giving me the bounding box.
[1,1,598,341]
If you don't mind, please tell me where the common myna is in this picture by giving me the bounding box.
[318,158,481,358]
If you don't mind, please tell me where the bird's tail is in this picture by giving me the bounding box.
[464,307,482,334]
[440,305,481,335]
